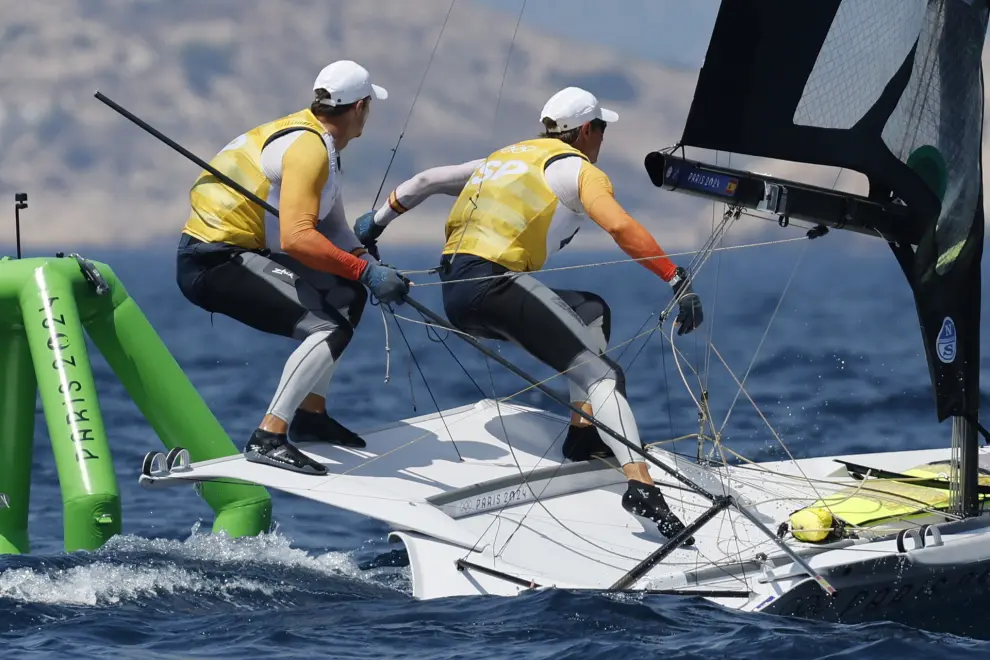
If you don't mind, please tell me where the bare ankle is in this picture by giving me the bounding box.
[623,462,653,485]
[259,414,288,435]
[298,394,327,414]
[570,402,593,427]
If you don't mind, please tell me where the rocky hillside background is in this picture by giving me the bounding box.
[1,0,987,256]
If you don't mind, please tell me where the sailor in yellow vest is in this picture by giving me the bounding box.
[176,60,409,476]
[353,87,703,544]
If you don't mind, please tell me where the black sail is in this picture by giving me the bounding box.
[678,0,988,424]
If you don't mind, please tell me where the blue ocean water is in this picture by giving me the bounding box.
[2,237,990,659]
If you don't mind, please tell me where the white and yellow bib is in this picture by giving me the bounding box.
[182,108,335,250]
[442,138,590,272]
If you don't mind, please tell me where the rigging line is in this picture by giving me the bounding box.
[697,366,750,584]
[613,312,661,370]
[734,485,965,528]
[667,323,767,465]
[667,226,747,570]
[660,344,678,449]
[474,330,649,563]
[626,207,735,406]
[457,364,646,565]
[378,2,539,556]
[680,205,735,278]
[371,0,458,209]
[614,316,664,380]
[372,328,635,559]
[635,321,694,529]
[386,306,465,461]
[753,470,918,516]
[444,0,528,268]
[408,325,745,569]
[706,340,833,509]
[661,206,741,480]
[715,445,976,511]
[677,148,847,519]
[405,235,808,286]
[379,304,392,382]
[704,184,728,393]
[405,305,709,537]
[434,333,488,399]
[467,426,572,559]
[398,298,732,509]
[699,156,844,451]
[538,205,738,397]
[717,234,810,435]
[393,310,707,455]
[564,209,739,466]
[399,245,729,552]
[656,206,737,328]
[326,394,545,480]
[311,428,748,584]
[830,167,845,190]
[416,308,488,398]
[591,310,692,520]
[392,306,706,406]
[480,358,579,560]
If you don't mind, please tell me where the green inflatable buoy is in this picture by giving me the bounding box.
[906,144,948,203]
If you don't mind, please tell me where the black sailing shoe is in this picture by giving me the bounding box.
[244,429,327,476]
[289,410,367,449]
[622,480,695,546]
[561,424,615,462]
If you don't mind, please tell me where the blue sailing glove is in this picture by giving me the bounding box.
[670,267,703,336]
[353,210,384,261]
[359,262,409,305]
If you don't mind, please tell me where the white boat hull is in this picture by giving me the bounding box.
[139,399,990,635]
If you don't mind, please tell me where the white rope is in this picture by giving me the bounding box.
[718,240,809,434]
[400,234,807,284]
[379,305,392,383]
[705,340,834,509]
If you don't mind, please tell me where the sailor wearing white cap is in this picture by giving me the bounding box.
[177,60,408,476]
[353,86,703,545]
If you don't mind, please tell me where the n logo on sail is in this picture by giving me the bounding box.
[936,317,957,364]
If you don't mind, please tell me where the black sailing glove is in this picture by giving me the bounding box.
[669,266,704,336]
[359,262,409,305]
[353,210,384,261]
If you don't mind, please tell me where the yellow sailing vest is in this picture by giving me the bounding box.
[181,108,329,249]
[442,138,589,271]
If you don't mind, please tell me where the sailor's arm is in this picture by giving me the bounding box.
[278,131,368,280]
[579,161,704,334]
[322,191,376,263]
[353,159,484,250]
[577,162,678,282]
[374,159,484,226]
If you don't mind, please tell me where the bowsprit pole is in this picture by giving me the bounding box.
[93,90,836,596]
[93,92,283,218]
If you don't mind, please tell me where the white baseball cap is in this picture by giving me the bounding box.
[313,60,388,107]
[540,87,618,132]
